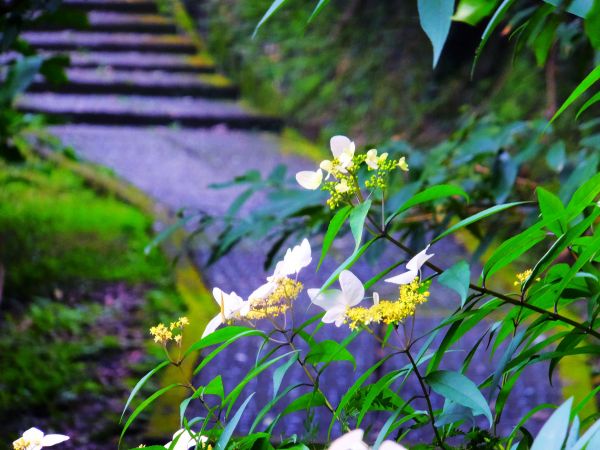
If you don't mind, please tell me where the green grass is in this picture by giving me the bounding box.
[0,160,166,298]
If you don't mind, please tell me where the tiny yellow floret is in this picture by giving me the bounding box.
[13,438,29,450]
[397,156,409,172]
[247,278,303,320]
[150,322,173,345]
[514,269,533,286]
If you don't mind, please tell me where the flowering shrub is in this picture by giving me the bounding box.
[107,136,600,450]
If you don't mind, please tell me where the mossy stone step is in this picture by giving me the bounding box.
[30,68,237,98]
[61,0,158,13]
[18,93,283,131]
[22,31,196,54]
[62,51,215,73]
[33,12,178,33]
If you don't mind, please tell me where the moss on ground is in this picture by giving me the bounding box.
[0,159,166,299]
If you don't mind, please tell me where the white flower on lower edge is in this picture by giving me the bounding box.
[308,270,365,327]
[296,168,323,190]
[164,429,207,450]
[13,428,69,450]
[328,429,407,450]
[249,239,312,302]
[385,245,434,285]
[329,429,369,450]
[202,288,249,338]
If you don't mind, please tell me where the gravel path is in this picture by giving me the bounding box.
[20,0,563,443]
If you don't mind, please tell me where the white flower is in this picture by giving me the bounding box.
[328,429,369,450]
[379,441,408,450]
[202,288,250,338]
[296,169,323,190]
[330,135,355,173]
[373,292,380,305]
[335,179,351,193]
[13,428,69,450]
[385,245,434,285]
[250,239,312,302]
[397,156,409,172]
[320,159,335,179]
[327,429,407,450]
[365,149,379,170]
[164,429,207,450]
[308,270,365,327]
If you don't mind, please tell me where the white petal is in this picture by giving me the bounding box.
[330,135,353,158]
[373,292,380,305]
[23,428,45,443]
[339,270,365,307]
[384,269,418,285]
[328,429,368,450]
[41,434,69,447]
[249,282,275,302]
[322,305,346,325]
[212,287,225,307]
[380,440,407,450]
[201,314,223,339]
[406,245,434,272]
[296,169,323,190]
[308,288,340,309]
[223,291,246,317]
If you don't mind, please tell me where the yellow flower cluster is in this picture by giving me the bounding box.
[13,438,29,450]
[150,317,189,345]
[246,278,303,320]
[513,269,541,287]
[346,279,429,330]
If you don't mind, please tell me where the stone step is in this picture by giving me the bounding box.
[30,68,237,98]
[61,0,158,13]
[57,51,215,73]
[17,93,283,131]
[22,31,196,54]
[34,11,177,33]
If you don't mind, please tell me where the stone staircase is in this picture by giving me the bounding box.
[18,0,281,130]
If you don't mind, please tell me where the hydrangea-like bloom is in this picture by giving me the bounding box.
[385,245,434,285]
[202,288,250,338]
[308,270,365,327]
[164,429,208,450]
[13,428,69,450]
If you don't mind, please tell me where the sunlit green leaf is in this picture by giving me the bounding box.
[530,397,573,450]
[318,205,352,270]
[349,199,372,252]
[437,260,471,307]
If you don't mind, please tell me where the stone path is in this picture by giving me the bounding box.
[17,0,560,443]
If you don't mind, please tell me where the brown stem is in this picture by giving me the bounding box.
[405,347,445,449]
[381,232,600,341]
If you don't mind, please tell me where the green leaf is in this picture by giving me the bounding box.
[273,352,299,398]
[437,261,471,307]
[204,374,225,400]
[453,0,500,25]
[551,64,600,123]
[537,187,566,235]
[224,351,296,416]
[305,339,356,369]
[121,360,170,422]
[250,383,305,433]
[308,0,330,22]
[253,0,289,37]
[577,91,600,119]
[585,0,600,47]
[282,391,326,416]
[328,355,393,437]
[545,142,566,172]
[417,0,456,67]
[0,56,44,104]
[215,393,255,450]
[425,370,493,426]
[432,201,528,243]
[530,397,573,450]
[523,207,600,293]
[473,0,517,75]
[186,326,265,356]
[565,172,600,220]
[483,222,548,281]
[145,213,204,255]
[349,200,372,253]
[386,184,469,225]
[120,383,181,444]
[318,205,352,270]
[543,0,594,18]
